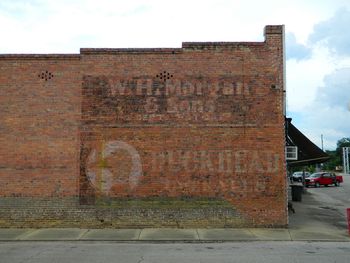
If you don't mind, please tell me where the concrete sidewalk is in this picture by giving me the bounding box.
[0,227,349,242]
[1,178,350,242]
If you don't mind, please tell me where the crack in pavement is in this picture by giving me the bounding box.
[137,255,145,263]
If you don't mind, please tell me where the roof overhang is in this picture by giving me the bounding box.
[286,118,330,167]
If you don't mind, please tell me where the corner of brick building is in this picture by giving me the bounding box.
[0,25,288,228]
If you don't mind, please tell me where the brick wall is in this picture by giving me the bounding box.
[0,25,287,228]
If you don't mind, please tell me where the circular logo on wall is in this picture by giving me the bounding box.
[85,141,143,195]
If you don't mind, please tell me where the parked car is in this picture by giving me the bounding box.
[292,171,311,182]
[305,172,343,187]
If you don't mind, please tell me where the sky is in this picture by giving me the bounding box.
[0,0,349,150]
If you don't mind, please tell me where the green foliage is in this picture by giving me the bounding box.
[336,137,350,156]
[307,165,316,173]
[322,150,339,170]
[323,137,350,171]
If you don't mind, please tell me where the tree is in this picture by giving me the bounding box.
[323,150,339,170]
[336,137,350,157]
[323,137,350,171]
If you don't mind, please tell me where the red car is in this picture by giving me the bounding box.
[305,172,343,187]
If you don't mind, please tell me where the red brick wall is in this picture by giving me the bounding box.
[0,55,81,198]
[0,25,287,227]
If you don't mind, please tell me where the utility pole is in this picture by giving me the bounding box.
[343,147,350,175]
[321,134,324,151]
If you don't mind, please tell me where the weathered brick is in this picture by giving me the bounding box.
[0,25,287,228]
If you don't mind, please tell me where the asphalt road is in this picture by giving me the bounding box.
[0,241,350,263]
[306,175,350,207]
[305,174,350,228]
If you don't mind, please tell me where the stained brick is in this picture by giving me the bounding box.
[0,25,287,228]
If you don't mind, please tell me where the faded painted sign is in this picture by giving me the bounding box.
[80,129,282,202]
[82,75,277,125]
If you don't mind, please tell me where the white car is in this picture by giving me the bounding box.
[292,171,311,182]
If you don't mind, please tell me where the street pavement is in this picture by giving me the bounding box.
[304,172,350,229]
[288,173,350,241]
[1,241,350,263]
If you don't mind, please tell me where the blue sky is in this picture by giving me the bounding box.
[1,0,349,150]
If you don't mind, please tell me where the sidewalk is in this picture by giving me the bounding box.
[0,227,349,242]
[1,178,350,242]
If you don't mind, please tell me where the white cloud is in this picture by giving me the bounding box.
[309,7,350,57]
[287,7,350,149]
[1,0,349,53]
[286,45,334,112]
[294,104,350,150]
[316,68,350,109]
[288,66,350,150]
[286,32,311,61]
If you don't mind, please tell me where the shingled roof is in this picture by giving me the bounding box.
[286,118,330,167]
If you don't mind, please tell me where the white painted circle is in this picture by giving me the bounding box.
[86,141,142,194]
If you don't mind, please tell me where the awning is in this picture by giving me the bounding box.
[286,118,330,167]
